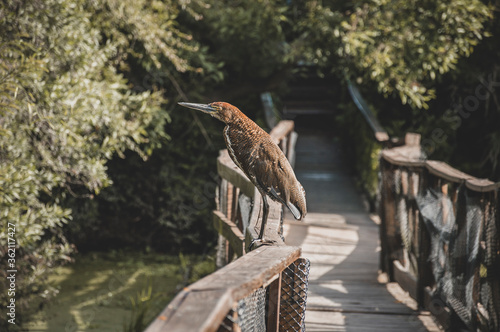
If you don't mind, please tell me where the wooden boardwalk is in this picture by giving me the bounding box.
[283,131,442,331]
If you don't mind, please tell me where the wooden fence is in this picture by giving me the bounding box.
[146,120,309,332]
[378,133,500,331]
[348,80,500,331]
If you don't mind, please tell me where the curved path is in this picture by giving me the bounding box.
[283,130,442,331]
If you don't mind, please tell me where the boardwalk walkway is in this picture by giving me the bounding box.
[283,129,442,331]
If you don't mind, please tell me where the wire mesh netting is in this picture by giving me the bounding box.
[417,186,500,331]
[217,258,310,332]
[218,287,267,332]
[280,258,310,331]
[238,287,268,331]
[379,159,500,331]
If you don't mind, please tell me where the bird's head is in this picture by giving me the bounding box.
[178,101,241,123]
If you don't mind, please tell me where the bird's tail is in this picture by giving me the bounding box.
[287,202,302,220]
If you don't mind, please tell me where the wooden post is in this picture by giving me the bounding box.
[227,182,234,220]
[379,160,396,280]
[266,274,281,332]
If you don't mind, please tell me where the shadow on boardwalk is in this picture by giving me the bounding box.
[283,128,442,332]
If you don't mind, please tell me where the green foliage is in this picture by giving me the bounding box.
[0,0,206,326]
[123,279,157,332]
[204,1,289,79]
[188,1,346,92]
[335,101,383,208]
[318,0,500,184]
[339,0,492,109]
[339,3,500,180]
[24,251,215,331]
[65,109,221,254]
[440,10,500,180]
[282,2,344,69]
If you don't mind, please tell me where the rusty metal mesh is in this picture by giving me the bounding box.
[217,258,310,332]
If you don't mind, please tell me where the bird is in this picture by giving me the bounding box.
[178,101,306,246]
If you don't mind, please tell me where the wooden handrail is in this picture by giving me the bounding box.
[378,136,500,330]
[347,78,390,143]
[381,148,500,192]
[145,246,301,332]
[270,120,294,143]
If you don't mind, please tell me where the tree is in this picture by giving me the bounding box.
[331,0,499,179]
[0,0,205,326]
[337,0,492,109]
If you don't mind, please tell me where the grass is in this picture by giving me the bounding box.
[24,251,215,332]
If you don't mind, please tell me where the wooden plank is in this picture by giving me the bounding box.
[267,273,282,332]
[393,260,418,301]
[380,164,397,279]
[424,160,500,191]
[213,210,245,257]
[374,131,390,142]
[404,132,421,146]
[246,191,263,250]
[227,182,234,220]
[288,131,298,168]
[238,193,252,234]
[305,310,441,332]
[147,246,300,332]
[382,149,499,191]
[425,160,472,183]
[189,246,300,299]
[216,234,228,268]
[263,200,284,243]
[466,178,500,192]
[145,289,232,332]
[270,120,294,142]
[217,150,255,198]
[381,146,425,167]
[283,130,443,332]
[246,199,285,247]
[147,289,190,328]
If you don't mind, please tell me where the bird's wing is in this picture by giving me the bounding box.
[252,148,302,219]
[250,142,293,204]
[224,125,304,220]
[258,175,302,221]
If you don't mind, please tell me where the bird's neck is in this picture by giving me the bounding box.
[225,108,251,126]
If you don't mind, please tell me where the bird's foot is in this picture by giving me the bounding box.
[249,238,276,250]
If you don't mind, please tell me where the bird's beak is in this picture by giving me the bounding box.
[178,102,216,114]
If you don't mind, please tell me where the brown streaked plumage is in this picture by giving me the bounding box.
[178,101,307,243]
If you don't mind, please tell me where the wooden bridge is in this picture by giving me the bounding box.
[145,93,500,331]
[282,130,440,331]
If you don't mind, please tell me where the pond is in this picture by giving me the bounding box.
[24,251,215,331]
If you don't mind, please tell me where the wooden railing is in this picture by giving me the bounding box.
[378,134,500,331]
[146,120,308,332]
[347,84,500,330]
[346,78,390,143]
